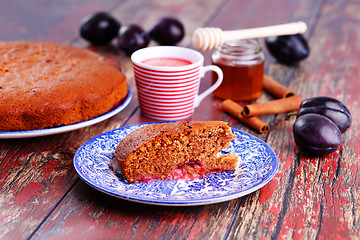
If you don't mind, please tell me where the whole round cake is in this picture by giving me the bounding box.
[0,41,128,131]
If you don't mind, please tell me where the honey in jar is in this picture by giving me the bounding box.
[211,39,264,101]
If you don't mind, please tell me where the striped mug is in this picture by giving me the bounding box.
[131,46,223,120]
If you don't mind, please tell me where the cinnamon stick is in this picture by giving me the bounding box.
[242,95,302,117]
[263,74,295,98]
[222,99,269,133]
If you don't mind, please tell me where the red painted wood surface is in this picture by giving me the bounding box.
[0,0,359,239]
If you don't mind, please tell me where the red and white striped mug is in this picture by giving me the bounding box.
[131,46,223,120]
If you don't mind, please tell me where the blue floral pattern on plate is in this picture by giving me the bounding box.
[0,88,131,139]
[73,122,278,206]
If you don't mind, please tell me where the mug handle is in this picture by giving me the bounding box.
[194,65,223,108]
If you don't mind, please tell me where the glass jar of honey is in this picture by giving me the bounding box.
[211,39,264,101]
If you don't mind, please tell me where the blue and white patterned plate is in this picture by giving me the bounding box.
[73,122,278,206]
[0,89,131,139]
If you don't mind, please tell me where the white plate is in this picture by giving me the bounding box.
[73,122,279,206]
[0,90,131,139]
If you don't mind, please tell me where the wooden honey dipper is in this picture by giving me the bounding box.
[192,21,307,51]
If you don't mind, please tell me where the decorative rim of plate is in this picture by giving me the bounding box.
[0,88,132,139]
[73,122,279,206]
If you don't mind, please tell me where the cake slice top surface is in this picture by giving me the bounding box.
[115,121,231,161]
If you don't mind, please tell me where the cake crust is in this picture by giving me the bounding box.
[0,41,128,131]
[115,121,238,183]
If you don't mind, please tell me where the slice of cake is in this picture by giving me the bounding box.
[115,121,238,183]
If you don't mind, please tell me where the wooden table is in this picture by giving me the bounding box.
[1,0,359,239]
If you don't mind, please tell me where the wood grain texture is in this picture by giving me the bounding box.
[0,0,359,239]
[0,0,123,44]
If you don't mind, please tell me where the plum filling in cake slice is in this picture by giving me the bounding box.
[134,160,207,182]
[172,160,208,180]
[134,158,235,183]
[115,121,238,183]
